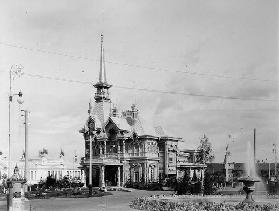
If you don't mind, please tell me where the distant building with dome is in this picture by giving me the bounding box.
[80,35,205,188]
[0,150,85,186]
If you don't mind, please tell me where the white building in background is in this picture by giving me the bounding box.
[11,151,85,185]
[0,156,8,185]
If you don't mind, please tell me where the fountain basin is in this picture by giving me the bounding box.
[238,176,260,203]
[238,176,260,183]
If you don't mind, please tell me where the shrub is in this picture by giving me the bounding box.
[45,176,57,189]
[130,197,279,211]
[165,177,177,189]
[125,180,162,191]
[175,171,191,195]
[204,170,216,195]
[146,182,162,191]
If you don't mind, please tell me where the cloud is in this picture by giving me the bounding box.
[233,83,278,100]
[0,0,278,164]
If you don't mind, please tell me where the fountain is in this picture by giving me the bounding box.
[238,141,260,203]
[238,176,260,203]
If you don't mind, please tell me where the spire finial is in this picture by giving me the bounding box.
[99,34,105,83]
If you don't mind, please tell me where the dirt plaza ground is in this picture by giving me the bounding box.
[30,190,173,211]
[1,190,278,210]
[0,190,173,211]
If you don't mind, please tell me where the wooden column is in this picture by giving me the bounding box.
[117,141,120,159]
[164,142,168,175]
[99,141,103,156]
[117,166,121,187]
[123,140,126,157]
[104,141,106,157]
[157,164,159,182]
[100,165,105,188]
[145,162,148,183]
[139,165,142,182]
[122,164,125,185]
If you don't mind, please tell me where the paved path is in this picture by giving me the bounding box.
[29,190,174,211]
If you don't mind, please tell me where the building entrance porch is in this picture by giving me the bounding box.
[86,164,122,188]
[105,165,117,186]
[104,165,121,187]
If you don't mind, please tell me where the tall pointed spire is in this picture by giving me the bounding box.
[94,34,112,102]
[99,34,107,83]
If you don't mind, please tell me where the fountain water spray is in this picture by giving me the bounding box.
[246,141,256,177]
[238,139,260,203]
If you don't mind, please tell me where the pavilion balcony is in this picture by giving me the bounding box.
[81,151,159,164]
[103,153,118,159]
[125,152,160,159]
[177,160,206,168]
[81,154,121,165]
[127,152,147,157]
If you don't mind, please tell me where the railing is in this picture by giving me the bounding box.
[178,158,192,164]
[127,152,160,158]
[82,151,160,162]
[128,152,146,157]
[105,153,118,159]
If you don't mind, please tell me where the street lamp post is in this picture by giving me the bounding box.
[8,64,24,178]
[87,106,95,196]
[88,132,93,196]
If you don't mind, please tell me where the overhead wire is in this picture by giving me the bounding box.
[20,72,278,102]
[0,69,277,102]
[0,41,278,84]
[0,41,277,102]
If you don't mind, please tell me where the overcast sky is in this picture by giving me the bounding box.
[0,0,278,163]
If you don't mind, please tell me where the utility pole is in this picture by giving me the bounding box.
[202,149,205,195]
[8,67,12,178]
[254,128,256,166]
[276,146,278,179]
[273,143,277,179]
[22,110,29,191]
[89,132,92,196]
[87,103,94,196]
[269,161,271,180]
